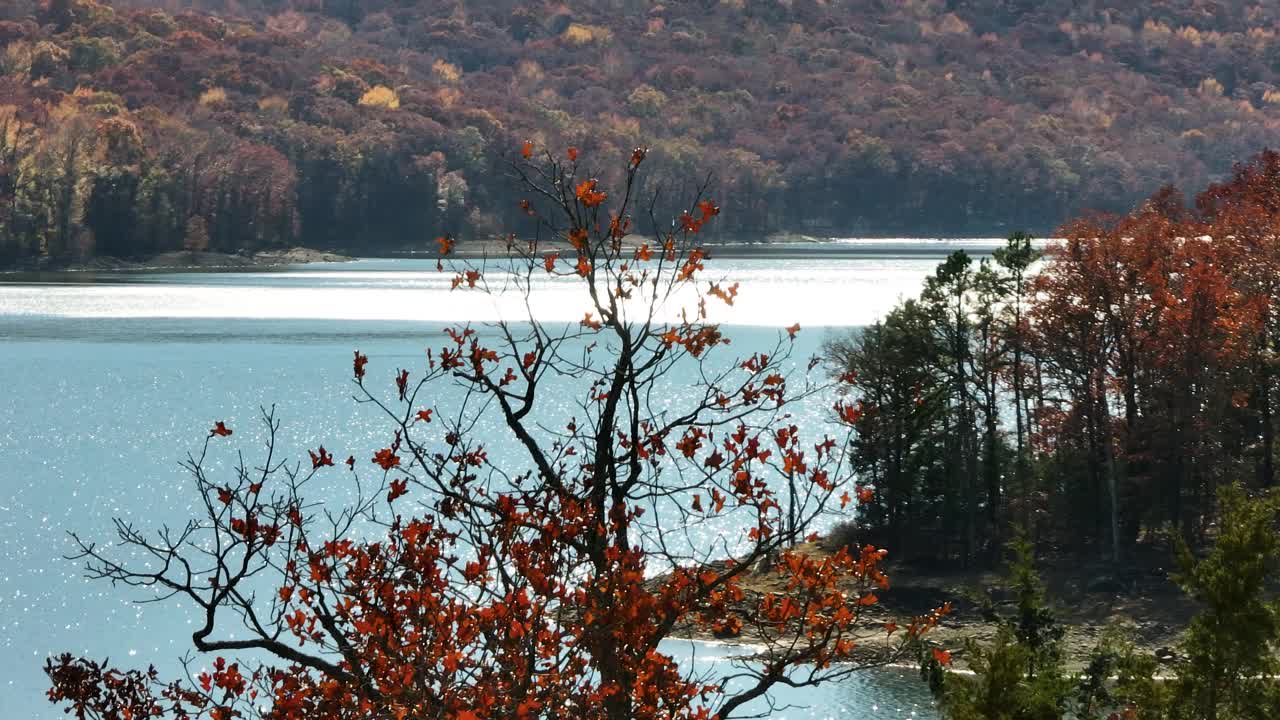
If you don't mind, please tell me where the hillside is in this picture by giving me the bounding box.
[2,0,1280,263]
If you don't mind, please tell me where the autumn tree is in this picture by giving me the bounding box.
[1196,150,1280,489]
[46,147,947,720]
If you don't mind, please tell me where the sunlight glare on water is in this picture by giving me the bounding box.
[3,256,941,327]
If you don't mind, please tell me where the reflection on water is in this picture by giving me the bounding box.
[0,247,968,718]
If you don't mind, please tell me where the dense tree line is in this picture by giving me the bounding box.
[828,151,1280,567]
[5,0,1280,263]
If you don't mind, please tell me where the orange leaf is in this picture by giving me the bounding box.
[575,179,607,208]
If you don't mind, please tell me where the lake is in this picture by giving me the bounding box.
[0,241,1010,717]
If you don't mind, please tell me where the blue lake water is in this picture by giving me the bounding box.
[0,245,1004,717]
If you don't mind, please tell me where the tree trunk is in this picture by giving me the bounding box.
[1261,310,1274,487]
[1095,369,1122,564]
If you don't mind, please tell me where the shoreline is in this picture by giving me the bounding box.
[0,247,355,274]
[1,234,1031,275]
[659,542,1194,674]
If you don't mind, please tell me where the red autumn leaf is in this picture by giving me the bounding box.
[387,478,408,503]
[372,448,400,471]
[581,312,602,330]
[353,351,369,380]
[210,421,233,437]
[630,147,647,167]
[839,491,851,509]
[932,647,952,666]
[345,455,355,469]
[543,253,558,273]
[835,401,864,424]
[520,140,533,159]
[703,450,725,470]
[785,322,801,339]
[217,487,233,505]
[678,211,701,234]
[608,214,631,239]
[415,409,433,423]
[309,446,334,469]
[566,146,578,162]
[436,235,455,255]
[396,369,410,400]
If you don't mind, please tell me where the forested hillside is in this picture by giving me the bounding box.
[3,0,1280,262]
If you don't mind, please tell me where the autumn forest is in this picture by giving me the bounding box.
[5,0,1280,263]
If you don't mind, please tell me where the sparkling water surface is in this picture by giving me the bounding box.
[0,246,996,717]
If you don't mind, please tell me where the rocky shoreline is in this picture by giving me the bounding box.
[664,542,1194,674]
[1,247,354,273]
